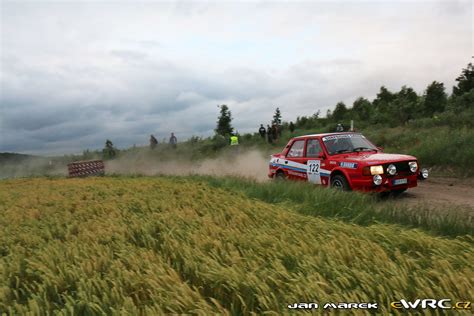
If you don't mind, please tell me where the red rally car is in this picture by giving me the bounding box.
[268,132,428,193]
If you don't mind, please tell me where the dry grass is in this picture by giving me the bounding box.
[0,177,472,314]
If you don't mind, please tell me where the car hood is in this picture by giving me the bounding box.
[341,152,416,164]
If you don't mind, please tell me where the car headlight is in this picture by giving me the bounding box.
[370,165,384,175]
[409,161,418,173]
[387,164,396,175]
[373,175,382,185]
[421,168,429,179]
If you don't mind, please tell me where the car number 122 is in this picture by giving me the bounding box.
[307,160,321,184]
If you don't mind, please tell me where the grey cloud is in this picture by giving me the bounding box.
[110,49,148,64]
[1,0,471,154]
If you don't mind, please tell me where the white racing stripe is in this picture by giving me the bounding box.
[270,157,330,177]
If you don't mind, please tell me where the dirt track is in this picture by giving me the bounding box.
[386,177,474,211]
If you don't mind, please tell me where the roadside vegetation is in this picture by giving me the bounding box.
[1,177,472,314]
[194,175,474,238]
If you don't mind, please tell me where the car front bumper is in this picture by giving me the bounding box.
[351,174,419,192]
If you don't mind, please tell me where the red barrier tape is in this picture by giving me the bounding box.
[67,160,105,177]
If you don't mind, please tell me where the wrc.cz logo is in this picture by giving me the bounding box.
[390,299,471,310]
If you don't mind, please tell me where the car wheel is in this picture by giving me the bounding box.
[275,170,286,181]
[330,175,351,191]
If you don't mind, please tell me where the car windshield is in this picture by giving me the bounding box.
[322,134,377,155]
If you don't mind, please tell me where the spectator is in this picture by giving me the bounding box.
[272,124,278,141]
[104,139,116,158]
[267,125,273,144]
[289,121,295,133]
[230,133,239,146]
[336,123,344,132]
[258,124,266,138]
[149,134,158,149]
[169,132,177,148]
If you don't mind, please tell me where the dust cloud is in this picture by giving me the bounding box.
[105,149,271,182]
[0,157,68,179]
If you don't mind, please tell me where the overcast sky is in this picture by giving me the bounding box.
[0,0,472,155]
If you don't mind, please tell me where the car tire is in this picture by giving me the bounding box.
[330,175,351,191]
[275,170,286,181]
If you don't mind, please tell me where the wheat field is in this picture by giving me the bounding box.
[0,177,472,315]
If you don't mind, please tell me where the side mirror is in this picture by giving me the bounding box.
[377,146,384,152]
[318,152,326,159]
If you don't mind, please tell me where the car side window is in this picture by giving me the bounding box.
[306,139,323,157]
[287,140,305,158]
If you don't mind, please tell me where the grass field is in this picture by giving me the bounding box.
[0,176,473,314]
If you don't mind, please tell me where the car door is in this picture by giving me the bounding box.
[305,138,326,184]
[284,139,307,180]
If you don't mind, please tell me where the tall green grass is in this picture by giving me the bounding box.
[0,177,472,314]
[191,175,474,238]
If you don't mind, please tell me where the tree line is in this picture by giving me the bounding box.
[214,63,473,139]
[296,63,474,130]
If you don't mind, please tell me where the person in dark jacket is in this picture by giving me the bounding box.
[267,125,273,144]
[169,132,177,148]
[258,124,266,138]
[289,121,295,133]
[272,124,278,141]
[149,135,158,149]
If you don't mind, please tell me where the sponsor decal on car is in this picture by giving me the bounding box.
[322,134,355,141]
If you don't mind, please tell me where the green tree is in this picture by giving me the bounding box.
[453,63,474,96]
[392,86,419,124]
[313,110,321,119]
[332,102,348,121]
[215,105,233,136]
[422,81,447,116]
[448,89,474,113]
[351,97,372,120]
[373,86,396,110]
[272,107,282,125]
[326,109,332,119]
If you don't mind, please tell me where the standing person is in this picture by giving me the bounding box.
[258,124,266,138]
[149,134,158,149]
[289,121,295,133]
[272,124,278,142]
[336,123,344,132]
[104,139,116,158]
[230,133,239,154]
[230,133,239,146]
[169,132,177,148]
[266,124,273,144]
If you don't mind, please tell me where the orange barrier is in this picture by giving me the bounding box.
[67,160,105,178]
